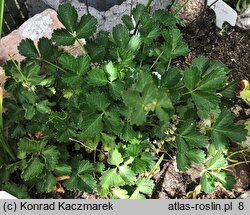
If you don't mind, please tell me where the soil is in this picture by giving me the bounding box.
[16,11,250,199]
[182,12,250,82]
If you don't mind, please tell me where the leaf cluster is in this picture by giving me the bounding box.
[0,3,247,198]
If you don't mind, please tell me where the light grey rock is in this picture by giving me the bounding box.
[28,0,172,32]
[236,4,250,30]
[19,9,54,40]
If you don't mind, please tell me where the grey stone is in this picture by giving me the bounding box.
[236,4,250,30]
[28,0,172,32]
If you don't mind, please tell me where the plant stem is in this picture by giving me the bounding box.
[85,0,90,14]
[167,58,172,71]
[0,0,4,38]
[69,138,103,153]
[41,59,68,73]
[130,154,164,199]
[222,161,250,170]
[227,149,250,159]
[149,51,164,71]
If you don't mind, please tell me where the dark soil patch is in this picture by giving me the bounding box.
[182,12,250,81]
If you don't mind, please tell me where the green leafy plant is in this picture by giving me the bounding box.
[0,2,247,198]
[235,79,250,135]
[225,0,249,11]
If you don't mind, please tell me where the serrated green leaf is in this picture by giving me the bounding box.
[162,29,189,59]
[55,164,72,176]
[109,81,125,99]
[126,144,142,157]
[18,39,39,58]
[42,146,60,171]
[108,149,123,166]
[57,3,78,33]
[183,132,209,148]
[85,43,105,62]
[132,178,154,198]
[186,149,205,164]
[101,133,116,149]
[119,165,136,185]
[105,61,118,82]
[178,120,196,136]
[205,153,226,170]
[18,138,47,153]
[176,136,189,153]
[176,152,188,171]
[191,91,219,118]
[111,24,130,47]
[201,172,215,193]
[52,28,75,46]
[36,100,53,114]
[95,163,105,173]
[122,15,134,30]
[78,174,96,191]
[64,160,96,192]
[141,152,155,169]
[100,168,125,188]
[161,68,182,88]
[128,36,141,52]
[191,56,209,71]
[21,157,45,181]
[112,188,129,199]
[59,53,90,75]
[42,172,57,193]
[152,9,179,27]
[87,69,108,86]
[103,110,123,136]
[131,158,147,174]
[3,182,30,199]
[122,90,146,125]
[22,61,43,85]
[121,123,137,141]
[23,104,35,120]
[78,160,93,174]
[76,14,97,38]
[86,91,110,112]
[63,175,78,191]
[209,171,236,190]
[211,110,247,150]
[198,67,227,91]
[184,67,201,91]
[38,37,58,60]
[132,4,146,24]
[211,131,229,152]
[97,186,109,197]
[80,113,103,138]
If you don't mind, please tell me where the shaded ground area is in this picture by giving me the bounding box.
[182,12,250,81]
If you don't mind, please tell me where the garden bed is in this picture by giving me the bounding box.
[1,3,250,199]
[29,11,250,199]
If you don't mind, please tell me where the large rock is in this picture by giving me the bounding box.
[0,9,63,64]
[28,0,172,31]
[173,0,205,24]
